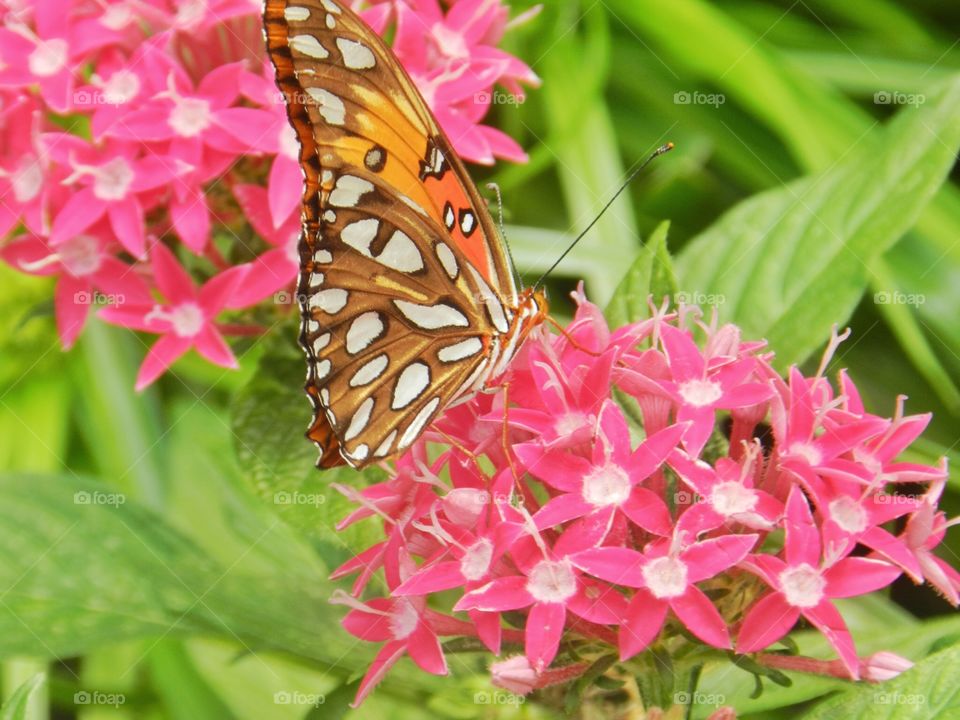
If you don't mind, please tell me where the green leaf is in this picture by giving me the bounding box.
[1,674,44,720]
[675,77,960,368]
[605,220,672,326]
[800,640,960,719]
[229,330,385,566]
[0,472,345,667]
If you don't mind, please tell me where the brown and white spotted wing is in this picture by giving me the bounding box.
[264,0,544,468]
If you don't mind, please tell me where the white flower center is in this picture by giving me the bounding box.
[28,38,68,77]
[175,0,206,28]
[710,481,758,516]
[582,461,631,508]
[59,235,102,277]
[11,156,42,203]
[169,97,212,137]
[779,563,825,608]
[460,538,493,581]
[102,69,140,104]
[101,4,134,30]
[526,559,577,604]
[389,599,418,640]
[642,556,688,599]
[554,411,589,438]
[431,22,469,59]
[678,378,723,407]
[788,441,822,466]
[828,496,867,534]
[169,302,204,337]
[279,124,299,159]
[92,157,134,201]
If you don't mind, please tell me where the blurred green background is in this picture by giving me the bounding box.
[2,0,960,718]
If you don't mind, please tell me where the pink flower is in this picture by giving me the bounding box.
[0,93,50,237]
[0,2,121,111]
[229,183,299,307]
[455,525,629,672]
[656,324,773,456]
[572,517,757,659]
[106,61,276,250]
[390,0,539,164]
[516,400,685,543]
[99,242,246,389]
[1,228,149,348]
[332,590,447,708]
[737,487,902,678]
[48,133,182,258]
[668,446,783,532]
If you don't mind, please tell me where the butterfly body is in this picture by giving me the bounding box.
[264,0,545,468]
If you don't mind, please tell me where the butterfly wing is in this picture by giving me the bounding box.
[264,0,524,467]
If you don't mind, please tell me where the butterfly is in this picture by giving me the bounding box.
[263,0,548,469]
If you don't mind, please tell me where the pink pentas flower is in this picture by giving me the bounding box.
[737,487,902,678]
[99,242,247,389]
[331,589,448,708]
[1,227,150,348]
[656,324,773,456]
[324,290,955,708]
[0,93,51,237]
[229,183,299,307]
[0,0,122,111]
[456,521,629,672]
[390,0,539,163]
[572,514,758,659]
[516,400,685,544]
[667,445,783,532]
[47,133,184,258]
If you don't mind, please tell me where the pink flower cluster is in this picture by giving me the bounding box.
[0,0,537,387]
[332,290,956,707]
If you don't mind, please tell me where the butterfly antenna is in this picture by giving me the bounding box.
[533,142,674,291]
[487,182,523,293]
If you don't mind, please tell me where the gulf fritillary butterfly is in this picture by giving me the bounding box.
[264,0,548,469]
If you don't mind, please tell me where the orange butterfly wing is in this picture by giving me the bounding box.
[264,0,542,468]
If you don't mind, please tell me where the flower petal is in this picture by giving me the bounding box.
[525,602,565,671]
[670,586,730,648]
[620,591,667,660]
[736,592,798,653]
